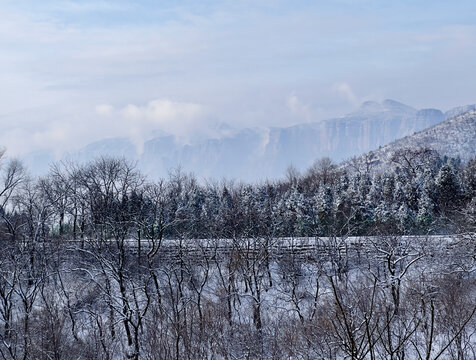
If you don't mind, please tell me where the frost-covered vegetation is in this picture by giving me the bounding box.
[0,147,475,359]
[347,109,476,170]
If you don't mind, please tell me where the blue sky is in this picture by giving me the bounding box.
[1,0,475,156]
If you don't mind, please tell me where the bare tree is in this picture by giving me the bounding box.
[0,153,26,240]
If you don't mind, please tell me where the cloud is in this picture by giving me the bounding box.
[286,94,311,122]
[92,98,210,153]
[95,104,114,116]
[256,127,271,155]
[50,1,131,13]
[120,99,207,137]
[0,98,209,158]
[122,99,204,124]
[1,120,75,159]
[332,82,359,106]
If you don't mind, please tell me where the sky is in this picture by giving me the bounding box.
[1,0,475,157]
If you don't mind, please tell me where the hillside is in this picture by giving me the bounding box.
[345,109,476,171]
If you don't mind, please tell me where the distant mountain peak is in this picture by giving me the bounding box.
[358,100,383,113]
[355,99,416,115]
[381,99,416,113]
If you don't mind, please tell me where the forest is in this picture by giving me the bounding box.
[0,147,475,359]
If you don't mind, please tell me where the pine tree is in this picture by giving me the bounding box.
[435,163,461,214]
[316,186,334,236]
[417,190,435,231]
[397,202,415,233]
[416,170,436,231]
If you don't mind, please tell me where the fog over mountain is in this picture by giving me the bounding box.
[22,100,473,181]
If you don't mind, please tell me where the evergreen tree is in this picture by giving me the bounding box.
[416,170,436,232]
[435,163,461,214]
[397,202,415,233]
[315,186,334,236]
[417,190,435,231]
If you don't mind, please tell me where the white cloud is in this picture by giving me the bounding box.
[286,94,311,122]
[120,99,207,138]
[0,98,209,157]
[95,104,114,116]
[90,98,210,153]
[332,82,359,106]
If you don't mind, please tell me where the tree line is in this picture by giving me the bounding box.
[1,147,474,242]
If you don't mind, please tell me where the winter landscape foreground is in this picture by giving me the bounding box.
[0,234,474,359]
[0,130,475,359]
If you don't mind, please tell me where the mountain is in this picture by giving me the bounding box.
[444,104,476,119]
[131,99,451,180]
[343,109,476,172]
[21,100,473,181]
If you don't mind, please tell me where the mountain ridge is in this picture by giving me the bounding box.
[21,100,475,180]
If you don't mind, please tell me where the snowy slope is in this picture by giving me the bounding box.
[344,109,476,171]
